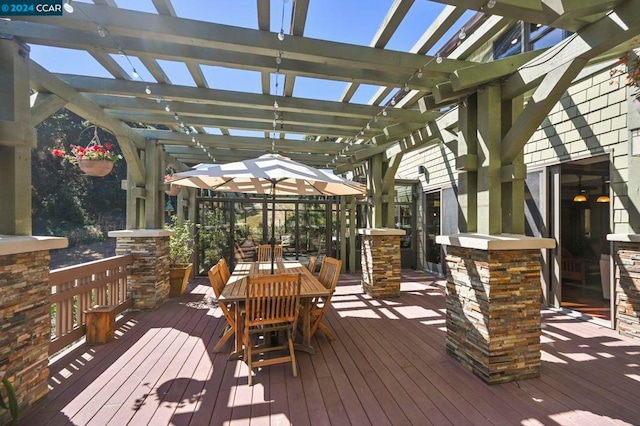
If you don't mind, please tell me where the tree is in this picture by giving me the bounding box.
[32,109,126,244]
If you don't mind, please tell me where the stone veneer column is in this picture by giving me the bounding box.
[607,234,640,339]
[358,228,406,298]
[436,233,555,385]
[109,230,172,310]
[0,235,67,424]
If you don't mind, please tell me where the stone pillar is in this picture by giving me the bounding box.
[109,230,172,309]
[436,233,555,384]
[607,234,640,339]
[0,236,67,424]
[358,228,405,298]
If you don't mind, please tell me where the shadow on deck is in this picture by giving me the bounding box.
[23,270,640,425]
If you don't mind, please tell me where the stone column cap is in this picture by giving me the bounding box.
[109,229,173,238]
[606,233,640,242]
[436,233,556,250]
[0,235,68,255]
[357,228,406,236]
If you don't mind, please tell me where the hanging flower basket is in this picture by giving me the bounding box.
[78,159,114,177]
[50,125,121,177]
[164,170,181,195]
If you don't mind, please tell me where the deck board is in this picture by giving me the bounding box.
[21,271,640,426]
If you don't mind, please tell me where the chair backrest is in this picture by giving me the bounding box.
[317,257,342,293]
[257,244,283,262]
[217,258,231,283]
[307,256,318,274]
[245,273,301,327]
[208,264,225,299]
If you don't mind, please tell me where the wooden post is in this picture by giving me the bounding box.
[456,94,478,233]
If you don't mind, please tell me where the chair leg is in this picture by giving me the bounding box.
[245,333,254,386]
[288,328,298,378]
[213,326,235,353]
[318,322,336,341]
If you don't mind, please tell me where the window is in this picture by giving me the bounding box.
[493,22,570,60]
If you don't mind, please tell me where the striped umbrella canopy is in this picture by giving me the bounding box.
[167,153,366,197]
[167,154,366,273]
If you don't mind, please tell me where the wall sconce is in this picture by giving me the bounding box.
[417,165,429,183]
[596,177,610,203]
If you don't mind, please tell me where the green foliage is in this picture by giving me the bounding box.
[165,216,195,266]
[33,109,126,246]
[198,209,231,270]
[0,376,19,423]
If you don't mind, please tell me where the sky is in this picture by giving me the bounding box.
[29,0,472,139]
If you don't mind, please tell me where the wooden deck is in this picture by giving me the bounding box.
[23,270,640,425]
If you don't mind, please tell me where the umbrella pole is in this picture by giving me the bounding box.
[270,180,276,274]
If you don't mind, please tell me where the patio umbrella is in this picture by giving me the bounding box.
[167,153,366,273]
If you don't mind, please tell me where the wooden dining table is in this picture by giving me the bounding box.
[219,260,330,359]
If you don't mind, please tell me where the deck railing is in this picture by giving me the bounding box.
[49,254,133,355]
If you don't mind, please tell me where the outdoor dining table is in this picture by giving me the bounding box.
[219,260,330,359]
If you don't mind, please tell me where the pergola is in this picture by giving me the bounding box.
[2,0,639,234]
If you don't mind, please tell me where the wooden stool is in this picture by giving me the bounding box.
[85,305,117,344]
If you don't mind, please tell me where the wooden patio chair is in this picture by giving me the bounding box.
[257,244,283,262]
[307,256,318,274]
[209,264,237,353]
[309,257,342,341]
[243,273,301,386]
[217,257,231,284]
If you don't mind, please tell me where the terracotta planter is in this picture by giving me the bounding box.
[165,185,181,196]
[169,263,193,297]
[78,159,114,177]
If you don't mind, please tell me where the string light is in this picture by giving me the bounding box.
[174,112,179,120]
[403,83,410,92]
[382,109,388,116]
[278,29,285,41]
[164,104,171,112]
[156,97,161,103]
[131,68,139,79]
[63,0,74,13]
[487,0,496,8]
[459,27,466,40]
[276,53,282,64]
[145,85,151,95]
[416,68,423,78]
[436,53,443,64]
[96,26,108,38]
[274,100,279,108]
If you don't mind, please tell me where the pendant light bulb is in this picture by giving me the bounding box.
[403,83,410,92]
[165,104,171,112]
[366,122,371,130]
[131,68,139,79]
[273,100,279,108]
[276,55,282,65]
[487,0,496,8]
[436,53,443,64]
[382,109,388,117]
[278,29,285,41]
[96,26,108,38]
[156,97,161,103]
[63,1,74,13]
[373,115,379,123]
[174,112,179,120]
[145,85,151,95]
[391,98,396,106]
[416,68,423,79]
[459,27,466,40]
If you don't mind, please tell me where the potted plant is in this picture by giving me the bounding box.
[165,216,195,297]
[51,125,122,177]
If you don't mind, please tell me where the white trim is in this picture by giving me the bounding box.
[357,228,406,236]
[108,229,173,238]
[0,235,68,256]
[436,233,556,250]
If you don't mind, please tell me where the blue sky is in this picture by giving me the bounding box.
[29,0,471,139]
